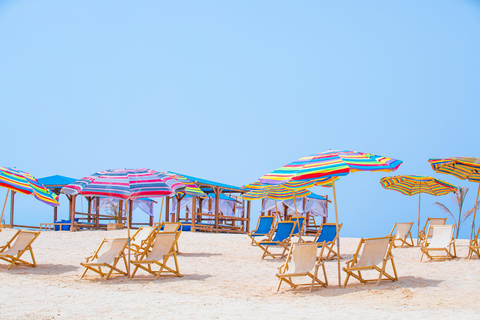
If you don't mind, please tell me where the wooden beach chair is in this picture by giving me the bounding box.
[418,218,447,245]
[420,225,456,261]
[312,223,343,261]
[248,215,275,246]
[130,232,182,279]
[80,238,129,280]
[389,222,414,248]
[129,226,157,254]
[468,225,480,260]
[0,230,40,270]
[343,236,397,287]
[290,216,306,240]
[258,221,296,259]
[276,242,328,292]
[159,222,182,253]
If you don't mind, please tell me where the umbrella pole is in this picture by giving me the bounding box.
[417,192,421,246]
[0,189,10,227]
[332,179,341,287]
[274,200,279,219]
[126,200,131,278]
[158,197,165,225]
[293,192,298,216]
[470,184,480,241]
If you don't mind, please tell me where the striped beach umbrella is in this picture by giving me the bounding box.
[429,157,480,240]
[380,175,457,244]
[0,167,59,207]
[164,172,207,198]
[257,150,403,286]
[243,182,312,201]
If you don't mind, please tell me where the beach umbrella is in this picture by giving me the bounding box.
[257,150,403,286]
[429,157,480,240]
[0,167,59,226]
[380,175,457,245]
[61,168,203,276]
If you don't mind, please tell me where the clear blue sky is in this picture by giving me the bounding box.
[1,0,479,238]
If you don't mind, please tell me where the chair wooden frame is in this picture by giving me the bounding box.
[290,216,306,241]
[276,242,328,292]
[130,231,183,279]
[159,222,182,253]
[80,238,129,280]
[343,236,398,287]
[420,225,456,262]
[129,226,158,254]
[0,230,40,270]
[313,223,343,261]
[468,224,480,260]
[389,222,414,248]
[258,221,296,259]
[418,218,447,246]
[248,215,275,246]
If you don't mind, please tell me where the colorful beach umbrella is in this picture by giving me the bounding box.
[380,175,457,245]
[429,157,480,240]
[257,150,403,286]
[164,172,207,198]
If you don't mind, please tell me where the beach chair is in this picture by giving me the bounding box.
[418,218,447,245]
[129,226,157,254]
[313,223,343,261]
[248,215,275,246]
[258,221,297,259]
[389,222,414,248]
[343,236,397,287]
[130,232,182,279]
[468,225,480,260]
[420,225,456,261]
[80,238,129,280]
[159,222,182,253]
[0,230,40,270]
[276,242,328,292]
[290,216,306,240]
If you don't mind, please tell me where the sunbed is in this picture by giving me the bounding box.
[0,230,40,270]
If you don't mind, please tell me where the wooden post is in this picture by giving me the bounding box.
[191,196,196,232]
[417,187,422,246]
[1,189,10,226]
[246,200,251,232]
[128,200,133,228]
[10,191,15,227]
[214,187,221,232]
[70,195,77,232]
[332,179,341,287]
[53,191,58,222]
[118,200,124,226]
[95,197,100,229]
[165,196,170,222]
[126,200,131,278]
[87,197,92,223]
[324,194,328,224]
[470,184,480,241]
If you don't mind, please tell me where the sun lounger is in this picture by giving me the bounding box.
[276,242,328,292]
[129,226,157,254]
[248,215,275,246]
[80,238,129,280]
[131,232,182,279]
[420,225,456,261]
[418,218,447,246]
[159,222,182,253]
[312,223,343,261]
[389,222,414,248]
[343,236,397,287]
[468,225,480,260]
[258,221,296,259]
[0,230,40,270]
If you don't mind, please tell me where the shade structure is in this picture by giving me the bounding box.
[429,157,480,240]
[0,167,59,207]
[380,175,457,245]
[257,150,403,286]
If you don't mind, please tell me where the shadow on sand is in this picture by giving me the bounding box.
[0,263,79,275]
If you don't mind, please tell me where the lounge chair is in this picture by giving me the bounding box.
[80,238,129,280]
[276,242,328,292]
[258,221,296,259]
[159,222,182,253]
[420,225,456,261]
[343,236,397,287]
[248,215,275,246]
[0,230,40,270]
[129,226,157,254]
[131,232,182,279]
[468,225,480,260]
[290,216,306,240]
[312,223,343,261]
[418,218,447,246]
[389,222,414,248]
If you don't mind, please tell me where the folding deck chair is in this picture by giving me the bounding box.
[420,225,456,261]
[276,242,328,292]
[131,232,182,279]
[290,217,306,241]
[313,223,342,261]
[468,225,480,260]
[389,222,414,248]
[80,238,129,280]
[248,215,275,246]
[418,218,447,246]
[159,222,182,253]
[129,226,157,254]
[258,221,296,259]
[0,230,40,270]
[343,236,398,287]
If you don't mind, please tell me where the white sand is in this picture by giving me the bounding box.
[0,228,479,319]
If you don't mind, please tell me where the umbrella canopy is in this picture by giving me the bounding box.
[242,182,311,201]
[256,150,403,286]
[429,157,480,240]
[0,167,59,207]
[380,175,457,245]
[163,172,207,198]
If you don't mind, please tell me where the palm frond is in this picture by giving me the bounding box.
[433,202,455,223]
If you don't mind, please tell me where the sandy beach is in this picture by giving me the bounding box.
[0,228,479,319]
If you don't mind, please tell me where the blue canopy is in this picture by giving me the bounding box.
[38,175,78,190]
[168,172,243,192]
[308,192,328,201]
